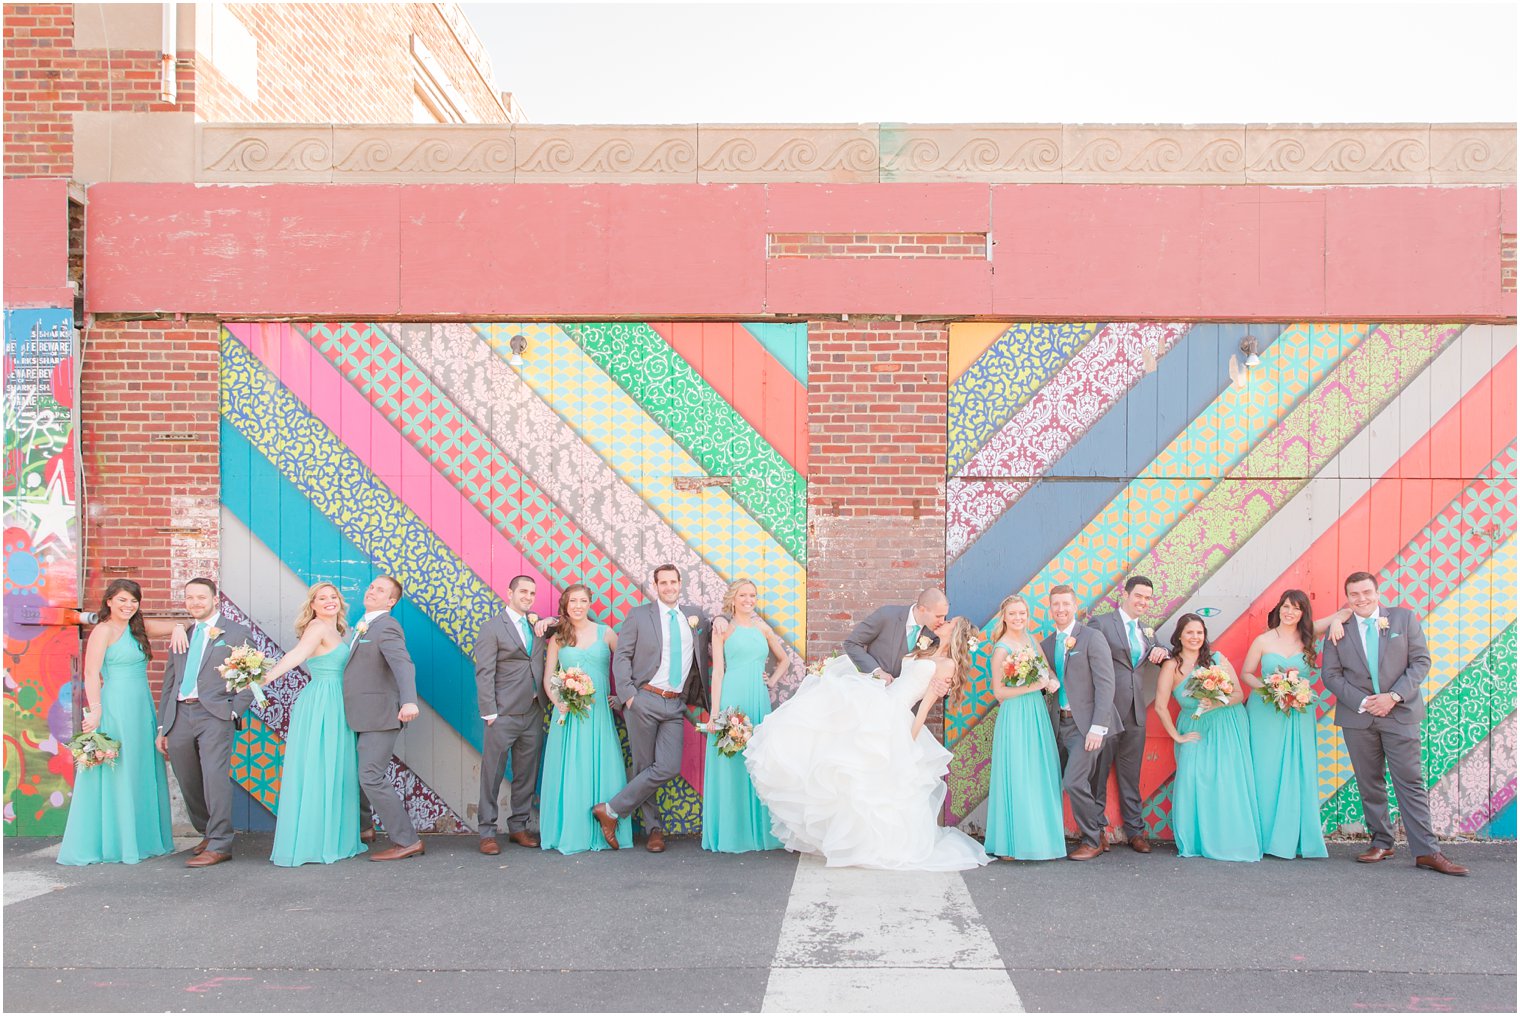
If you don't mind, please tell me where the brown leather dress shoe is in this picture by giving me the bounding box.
[590,804,621,849]
[479,838,500,856]
[507,831,540,848]
[186,849,231,868]
[191,837,209,856]
[1415,853,1469,876]
[1128,835,1152,854]
[360,828,376,844]
[1067,842,1103,861]
[370,840,425,861]
[1101,838,1111,853]
[645,829,667,853]
[1357,846,1396,863]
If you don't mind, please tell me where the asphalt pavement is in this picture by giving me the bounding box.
[3,834,1513,1013]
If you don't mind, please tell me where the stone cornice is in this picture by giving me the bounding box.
[79,118,1520,185]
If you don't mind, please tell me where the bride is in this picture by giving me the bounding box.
[744,617,991,871]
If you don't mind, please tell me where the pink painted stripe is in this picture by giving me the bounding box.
[226,322,558,617]
[946,321,1189,558]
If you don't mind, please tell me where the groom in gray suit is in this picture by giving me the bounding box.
[344,575,422,861]
[1321,571,1467,876]
[592,564,712,852]
[1088,576,1169,853]
[842,588,948,683]
[1043,584,1117,861]
[156,577,250,869]
[475,575,547,854]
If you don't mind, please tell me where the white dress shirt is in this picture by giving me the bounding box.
[180,612,222,701]
[1355,606,1384,713]
[1056,625,1108,737]
[649,602,695,693]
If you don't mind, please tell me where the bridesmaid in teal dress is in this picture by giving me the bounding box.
[702,579,788,853]
[982,594,1066,861]
[1154,614,1262,862]
[260,582,364,867]
[540,582,632,853]
[1241,590,1349,859]
[58,580,182,866]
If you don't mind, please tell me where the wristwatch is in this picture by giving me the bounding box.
[1389,692,1403,704]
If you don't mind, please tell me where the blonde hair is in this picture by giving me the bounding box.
[908,616,977,707]
[721,578,758,618]
[294,582,349,638]
[988,593,1030,645]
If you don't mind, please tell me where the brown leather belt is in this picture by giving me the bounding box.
[180,697,200,705]
[641,686,683,700]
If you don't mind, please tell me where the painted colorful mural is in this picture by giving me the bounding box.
[3,309,82,835]
[945,322,1518,841]
[219,322,808,834]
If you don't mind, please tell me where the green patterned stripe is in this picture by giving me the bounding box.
[566,322,805,562]
[947,322,1096,478]
[1318,624,1517,833]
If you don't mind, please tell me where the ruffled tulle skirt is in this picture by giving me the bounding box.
[744,670,989,872]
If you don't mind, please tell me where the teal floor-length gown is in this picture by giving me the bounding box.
[270,643,364,866]
[982,641,1066,860]
[57,634,174,866]
[1246,651,1329,859]
[540,624,632,853]
[1171,669,1263,862]
[702,625,782,853]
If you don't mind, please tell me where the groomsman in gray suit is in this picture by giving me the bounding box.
[344,575,423,861]
[1088,576,1169,853]
[1043,584,1117,861]
[157,577,250,868]
[842,588,949,683]
[475,575,548,854]
[1321,571,1467,876]
[592,564,712,853]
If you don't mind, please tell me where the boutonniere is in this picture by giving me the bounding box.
[527,612,539,625]
[1376,618,1390,632]
[966,635,982,654]
[1143,628,1155,639]
[206,626,224,641]
[355,620,370,637]
[915,635,933,651]
[687,614,699,630]
[1065,636,1077,650]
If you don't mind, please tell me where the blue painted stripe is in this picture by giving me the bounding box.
[1483,799,1516,838]
[221,420,485,753]
[948,323,1286,625]
[741,322,808,387]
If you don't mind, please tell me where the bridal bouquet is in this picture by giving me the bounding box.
[706,707,754,757]
[1185,665,1236,719]
[551,667,595,724]
[217,643,270,707]
[1258,667,1315,715]
[65,730,120,770]
[805,655,842,678]
[1001,645,1046,689]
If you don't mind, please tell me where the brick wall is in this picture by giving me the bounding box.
[1503,232,1516,293]
[806,319,949,660]
[80,318,221,689]
[196,3,508,123]
[2,4,194,177]
[770,233,988,259]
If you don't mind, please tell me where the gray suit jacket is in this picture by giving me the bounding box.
[158,617,254,732]
[611,601,713,709]
[1041,623,1119,735]
[1320,606,1429,732]
[1089,610,1160,728]
[475,610,547,719]
[843,604,937,679]
[342,612,417,733]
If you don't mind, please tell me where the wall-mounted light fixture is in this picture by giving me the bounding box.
[507,334,528,367]
[1239,336,1261,368]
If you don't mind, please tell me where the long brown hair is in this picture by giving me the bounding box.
[912,616,977,707]
[553,583,593,648]
[1268,589,1318,671]
[99,579,152,660]
[1168,613,1216,669]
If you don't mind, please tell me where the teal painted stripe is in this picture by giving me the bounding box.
[568,322,806,562]
[741,322,808,387]
[220,419,485,753]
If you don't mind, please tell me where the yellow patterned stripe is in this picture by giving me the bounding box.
[1316,537,1516,800]
[477,323,806,649]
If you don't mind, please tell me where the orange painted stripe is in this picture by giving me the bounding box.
[948,321,1014,384]
[652,322,808,475]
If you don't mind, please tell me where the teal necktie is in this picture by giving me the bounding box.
[667,608,684,690]
[180,622,206,698]
[519,617,533,653]
[1127,619,1142,668]
[1363,617,1381,694]
[907,623,921,651]
[1054,634,1070,710]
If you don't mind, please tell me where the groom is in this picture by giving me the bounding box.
[1043,584,1117,861]
[593,564,712,852]
[1321,571,1467,876]
[843,587,949,683]
[156,578,250,869]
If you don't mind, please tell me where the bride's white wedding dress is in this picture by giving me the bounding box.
[744,655,991,871]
